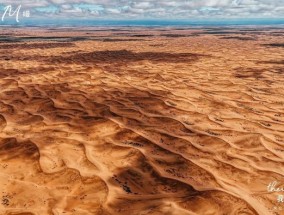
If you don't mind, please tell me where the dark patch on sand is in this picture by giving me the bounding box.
[102,38,146,42]
[0,67,55,78]
[0,42,75,50]
[48,50,208,64]
[201,31,241,35]
[0,138,39,159]
[160,34,194,38]
[257,60,284,65]
[271,67,284,74]
[0,36,91,43]
[149,44,165,47]
[130,35,155,37]
[234,68,266,79]
[220,36,256,41]
[264,43,284,48]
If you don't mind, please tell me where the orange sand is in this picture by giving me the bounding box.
[0,27,284,215]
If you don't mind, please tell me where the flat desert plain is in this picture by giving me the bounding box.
[0,27,284,215]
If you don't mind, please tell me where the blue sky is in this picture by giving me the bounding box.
[0,0,284,19]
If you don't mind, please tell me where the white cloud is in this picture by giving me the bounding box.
[1,0,283,18]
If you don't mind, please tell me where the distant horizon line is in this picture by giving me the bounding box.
[2,18,284,27]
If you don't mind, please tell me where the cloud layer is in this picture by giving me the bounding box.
[1,0,284,19]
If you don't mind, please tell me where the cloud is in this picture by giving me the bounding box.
[1,0,283,19]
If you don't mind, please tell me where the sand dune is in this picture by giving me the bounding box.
[0,27,284,215]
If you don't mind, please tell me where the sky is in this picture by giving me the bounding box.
[0,0,283,20]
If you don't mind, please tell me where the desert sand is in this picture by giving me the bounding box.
[0,26,284,215]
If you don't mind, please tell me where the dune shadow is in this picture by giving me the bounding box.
[0,36,92,43]
[47,50,208,64]
[0,67,55,78]
[0,42,75,50]
[220,36,256,41]
[264,43,284,48]
[257,60,284,65]
[234,68,266,79]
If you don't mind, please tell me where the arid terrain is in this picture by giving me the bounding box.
[0,26,283,215]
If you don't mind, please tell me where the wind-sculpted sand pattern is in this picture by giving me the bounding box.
[0,27,284,215]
